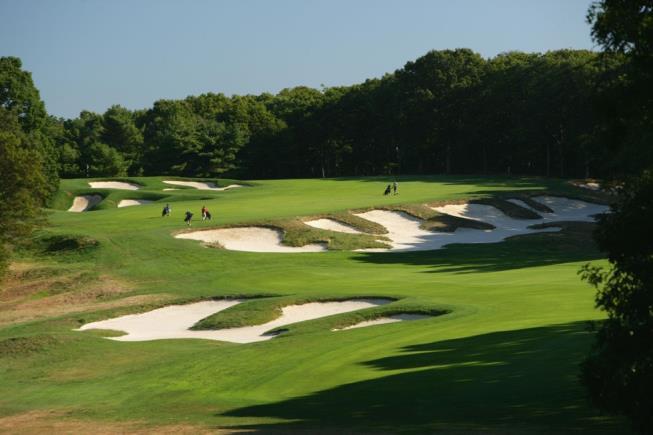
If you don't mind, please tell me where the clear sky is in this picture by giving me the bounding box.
[0,0,596,119]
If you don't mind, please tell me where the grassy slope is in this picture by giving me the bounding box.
[0,175,627,433]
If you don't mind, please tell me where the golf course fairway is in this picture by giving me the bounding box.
[0,175,629,433]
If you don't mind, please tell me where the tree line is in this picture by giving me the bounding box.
[47,48,643,181]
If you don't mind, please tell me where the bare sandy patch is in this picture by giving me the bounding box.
[88,181,140,190]
[78,299,391,343]
[162,188,179,191]
[304,218,362,234]
[0,410,225,434]
[117,199,153,208]
[333,314,430,331]
[176,227,326,253]
[68,195,102,212]
[162,180,243,191]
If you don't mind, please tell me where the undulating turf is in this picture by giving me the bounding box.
[0,175,628,433]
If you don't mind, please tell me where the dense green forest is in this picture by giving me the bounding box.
[41,48,643,181]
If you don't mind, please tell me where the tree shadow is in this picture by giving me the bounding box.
[220,322,627,433]
[352,223,603,274]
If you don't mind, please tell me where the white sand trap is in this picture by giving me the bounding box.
[162,188,179,191]
[505,198,546,213]
[580,182,600,190]
[353,210,442,251]
[304,218,361,234]
[572,181,601,191]
[530,196,608,222]
[176,227,326,253]
[67,195,102,212]
[333,314,430,331]
[77,298,391,343]
[356,197,608,252]
[88,181,140,190]
[162,180,243,191]
[117,199,153,208]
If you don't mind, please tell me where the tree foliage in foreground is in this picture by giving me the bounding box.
[580,172,653,432]
[580,1,653,432]
[0,57,55,276]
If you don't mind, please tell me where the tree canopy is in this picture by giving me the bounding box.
[50,48,637,181]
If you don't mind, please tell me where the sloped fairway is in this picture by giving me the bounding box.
[0,176,628,433]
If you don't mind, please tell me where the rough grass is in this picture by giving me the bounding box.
[0,411,218,434]
[36,234,99,253]
[302,212,388,234]
[0,335,60,358]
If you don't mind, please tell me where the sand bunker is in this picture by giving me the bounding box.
[176,227,326,253]
[117,199,152,208]
[173,196,607,253]
[162,188,179,191]
[353,210,440,251]
[572,181,601,191]
[333,314,430,331]
[67,195,102,212]
[304,218,361,234]
[354,196,608,252]
[505,196,608,222]
[77,298,391,343]
[88,181,140,190]
[162,180,243,191]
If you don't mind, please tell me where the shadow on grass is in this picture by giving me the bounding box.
[220,322,627,434]
[352,223,604,274]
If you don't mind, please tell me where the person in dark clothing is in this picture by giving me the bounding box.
[162,204,171,217]
[384,184,392,195]
[184,210,193,226]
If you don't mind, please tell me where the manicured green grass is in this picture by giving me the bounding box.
[0,175,627,433]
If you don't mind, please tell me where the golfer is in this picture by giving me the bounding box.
[184,210,193,226]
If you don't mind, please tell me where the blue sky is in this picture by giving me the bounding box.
[0,0,596,119]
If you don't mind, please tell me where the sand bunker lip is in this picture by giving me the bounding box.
[176,227,326,253]
[304,218,362,234]
[88,181,140,190]
[333,314,431,331]
[76,298,392,343]
[117,199,153,208]
[67,195,102,212]
[162,180,243,191]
